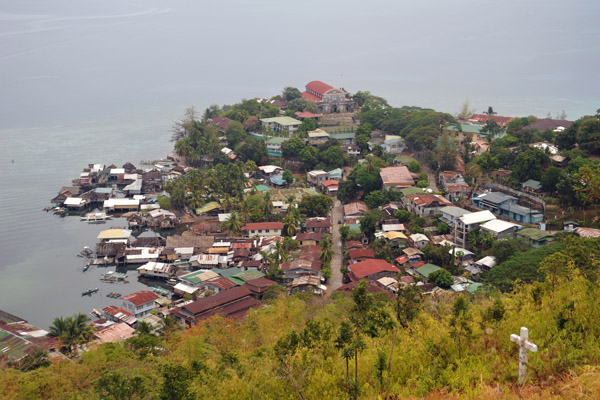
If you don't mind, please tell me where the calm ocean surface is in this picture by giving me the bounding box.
[0,0,598,328]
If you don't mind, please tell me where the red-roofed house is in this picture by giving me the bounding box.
[467,114,515,127]
[209,116,233,133]
[301,81,354,114]
[321,179,339,194]
[296,232,323,246]
[245,277,278,298]
[295,111,323,121]
[305,217,332,233]
[344,201,368,218]
[346,241,363,250]
[119,290,160,317]
[348,259,399,282]
[348,248,375,263]
[404,194,453,217]
[242,222,284,238]
[102,306,137,326]
[380,166,414,190]
[171,286,261,328]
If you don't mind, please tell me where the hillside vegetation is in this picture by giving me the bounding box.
[3,242,600,399]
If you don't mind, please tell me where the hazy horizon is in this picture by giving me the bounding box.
[1,0,599,132]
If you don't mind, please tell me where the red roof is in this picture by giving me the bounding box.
[349,259,398,279]
[344,201,368,216]
[411,261,426,269]
[395,255,409,265]
[120,290,160,307]
[346,241,363,250]
[467,114,515,127]
[348,248,375,260]
[295,111,322,119]
[296,232,323,242]
[301,91,322,102]
[245,277,277,293]
[306,81,334,96]
[321,180,339,188]
[206,276,239,291]
[305,217,331,229]
[242,222,284,231]
[232,242,252,249]
[183,286,253,315]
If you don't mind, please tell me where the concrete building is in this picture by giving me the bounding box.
[454,210,497,248]
[260,117,302,136]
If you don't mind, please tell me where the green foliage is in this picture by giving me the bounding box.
[510,148,550,182]
[394,209,412,223]
[437,222,450,235]
[298,195,333,218]
[157,195,171,210]
[282,86,302,101]
[575,118,600,154]
[234,137,268,165]
[94,369,150,400]
[407,160,421,173]
[48,313,94,356]
[360,209,386,240]
[282,136,305,158]
[436,134,459,171]
[491,237,531,264]
[428,269,453,289]
[225,120,246,148]
[297,118,318,137]
[483,242,563,290]
[339,225,350,242]
[159,364,193,400]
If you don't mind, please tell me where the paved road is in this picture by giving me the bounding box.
[327,198,344,295]
[421,162,439,192]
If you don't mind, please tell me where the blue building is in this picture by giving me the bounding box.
[471,192,543,224]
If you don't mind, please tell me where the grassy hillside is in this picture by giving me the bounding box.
[3,256,600,400]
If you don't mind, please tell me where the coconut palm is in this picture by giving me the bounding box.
[222,211,244,234]
[49,313,93,357]
[319,235,335,266]
[135,321,153,336]
[283,206,304,237]
[262,192,274,218]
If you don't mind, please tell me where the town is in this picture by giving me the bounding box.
[2,80,600,398]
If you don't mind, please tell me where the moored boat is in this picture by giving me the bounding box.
[80,212,111,223]
[82,288,99,296]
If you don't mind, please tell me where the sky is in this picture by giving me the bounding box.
[0,0,598,131]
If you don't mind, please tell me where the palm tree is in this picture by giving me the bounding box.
[135,321,153,336]
[263,192,273,218]
[222,211,244,234]
[49,313,93,357]
[240,200,252,223]
[483,106,497,115]
[283,206,304,237]
[319,235,335,267]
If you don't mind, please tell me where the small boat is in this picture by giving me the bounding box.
[152,286,170,296]
[91,309,102,317]
[100,271,127,282]
[53,207,67,216]
[82,263,90,272]
[106,291,122,299]
[82,288,99,296]
[80,212,111,223]
[78,247,94,258]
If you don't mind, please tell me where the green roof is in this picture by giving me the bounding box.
[446,124,483,134]
[517,228,555,241]
[330,132,356,140]
[347,224,361,233]
[466,282,483,295]
[400,187,427,196]
[211,267,243,278]
[416,263,443,278]
[266,136,288,144]
[522,179,542,190]
[180,270,218,284]
[260,116,302,126]
[228,277,246,286]
[255,185,270,192]
[232,270,265,282]
[196,201,221,214]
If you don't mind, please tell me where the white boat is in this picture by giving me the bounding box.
[80,212,111,222]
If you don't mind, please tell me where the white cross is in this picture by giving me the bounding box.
[510,327,538,384]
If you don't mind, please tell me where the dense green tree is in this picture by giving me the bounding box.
[480,119,503,146]
[491,237,531,264]
[300,146,319,170]
[298,195,333,218]
[297,118,318,137]
[234,137,268,165]
[540,166,562,193]
[407,160,421,173]
[573,163,600,205]
[225,120,246,148]
[436,134,459,171]
[510,148,550,182]
[319,145,348,170]
[450,295,472,359]
[428,269,454,289]
[282,86,302,101]
[364,190,387,209]
[359,209,386,241]
[282,136,305,158]
[575,118,600,154]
